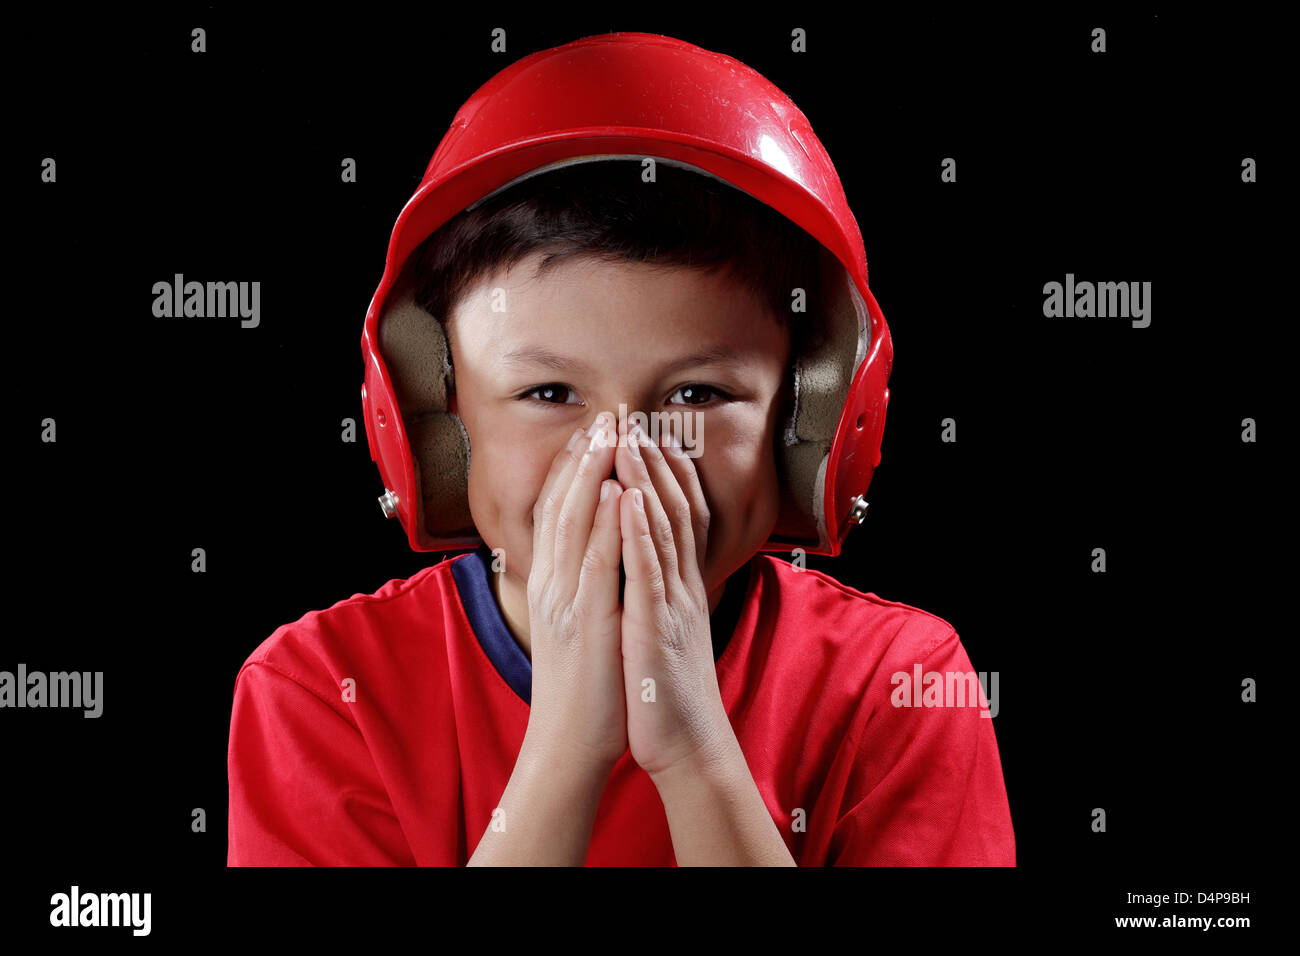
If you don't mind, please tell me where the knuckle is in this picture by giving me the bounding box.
[572,444,596,474]
[648,569,667,602]
[555,606,581,643]
[669,497,693,527]
[554,507,575,543]
[580,547,609,577]
[527,568,552,606]
[660,605,686,650]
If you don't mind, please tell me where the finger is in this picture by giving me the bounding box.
[614,418,680,589]
[631,418,698,590]
[654,422,709,589]
[554,414,618,591]
[530,415,607,601]
[620,484,671,642]
[574,478,624,618]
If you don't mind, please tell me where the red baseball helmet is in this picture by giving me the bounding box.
[361,31,892,558]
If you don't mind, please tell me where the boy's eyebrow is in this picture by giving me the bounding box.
[498,343,748,374]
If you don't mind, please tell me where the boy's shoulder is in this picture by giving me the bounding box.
[232,556,463,699]
[749,556,988,750]
[752,554,963,664]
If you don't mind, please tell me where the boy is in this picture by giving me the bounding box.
[227,32,1015,865]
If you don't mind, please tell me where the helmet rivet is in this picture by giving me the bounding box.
[849,495,869,524]
[378,489,400,518]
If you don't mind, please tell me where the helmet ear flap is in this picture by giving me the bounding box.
[378,261,475,542]
[767,245,870,552]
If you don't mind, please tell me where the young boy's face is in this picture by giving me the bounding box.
[445,249,791,603]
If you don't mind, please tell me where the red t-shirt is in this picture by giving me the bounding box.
[226,549,1016,865]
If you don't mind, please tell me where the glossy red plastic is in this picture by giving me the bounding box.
[360,31,894,557]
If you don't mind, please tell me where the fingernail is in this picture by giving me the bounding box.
[567,427,586,452]
[628,423,642,459]
[600,481,612,502]
[632,488,643,510]
[587,412,607,437]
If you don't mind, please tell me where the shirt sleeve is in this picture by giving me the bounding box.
[227,661,415,866]
[827,626,1016,866]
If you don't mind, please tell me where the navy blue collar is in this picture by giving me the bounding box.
[451,543,751,705]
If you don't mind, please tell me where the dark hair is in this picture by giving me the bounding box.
[409,159,828,361]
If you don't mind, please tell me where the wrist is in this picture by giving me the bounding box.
[519,725,622,784]
[647,720,742,795]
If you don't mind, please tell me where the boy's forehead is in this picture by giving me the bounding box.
[452,252,787,363]
[496,341,756,375]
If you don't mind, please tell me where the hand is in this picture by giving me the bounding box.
[614,417,731,779]
[523,411,628,773]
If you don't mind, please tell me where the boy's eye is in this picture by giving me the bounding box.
[668,384,729,406]
[521,384,582,405]
[521,383,730,406]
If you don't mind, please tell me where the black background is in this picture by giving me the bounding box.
[10,5,1276,939]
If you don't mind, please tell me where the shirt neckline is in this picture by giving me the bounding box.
[450,543,754,706]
